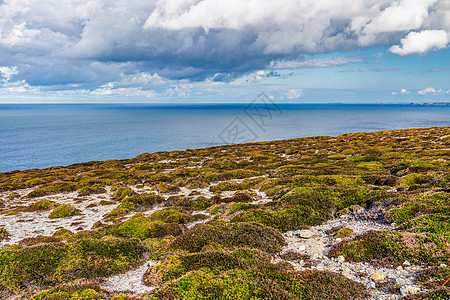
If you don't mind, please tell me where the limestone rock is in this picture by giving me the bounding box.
[366,281,376,289]
[295,229,316,239]
[400,285,420,296]
[337,255,345,263]
[370,272,386,282]
[396,278,406,286]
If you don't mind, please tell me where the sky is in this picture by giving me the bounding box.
[0,0,449,103]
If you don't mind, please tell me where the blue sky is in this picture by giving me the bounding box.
[0,0,449,103]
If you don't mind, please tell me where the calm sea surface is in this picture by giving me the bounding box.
[1,104,449,172]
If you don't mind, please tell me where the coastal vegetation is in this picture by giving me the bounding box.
[0,126,449,299]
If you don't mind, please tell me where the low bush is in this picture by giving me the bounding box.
[169,220,286,254]
[48,204,80,218]
[149,209,192,224]
[27,199,58,211]
[114,214,183,240]
[0,226,9,241]
[105,193,164,218]
[0,237,146,291]
[111,187,133,200]
[77,184,106,196]
[328,230,450,266]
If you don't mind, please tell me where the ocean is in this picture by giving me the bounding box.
[1,103,449,172]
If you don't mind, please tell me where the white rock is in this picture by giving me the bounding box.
[317,264,325,271]
[295,229,316,239]
[366,281,376,289]
[400,285,420,296]
[298,245,306,251]
[336,238,342,242]
[396,278,406,286]
[396,266,403,271]
[440,263,448,267]
[337,255,345,263]
[403,260,411,266]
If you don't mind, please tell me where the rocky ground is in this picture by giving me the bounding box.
[278,209,427,299]
[0,185,432,299]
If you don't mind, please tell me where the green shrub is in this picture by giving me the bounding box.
[27,283,108,300]
[170,220,286,254]
[77,184,106,196]
[25,182,78,198]
[336,228,355,238]
[231,205,323,232]
[0,237,146,290]
[398,173,429,190]
[52,229,73,239]
[28,199,58,211]
[114,214,183,240]
[48,204,80,218]
[149,209,192,224]
[19,236,60,246]
[8,192,20,200]
[0,226,9,241]
[111,187,133,200]
[328,230,450,266]
[150,268,368,300]
[105,193,163,218]
[175,196,213,211]
[157,183,180,193]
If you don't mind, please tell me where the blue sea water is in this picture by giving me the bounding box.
[1,103,449,172]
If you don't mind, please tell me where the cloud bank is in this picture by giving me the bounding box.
[0,0,449,97]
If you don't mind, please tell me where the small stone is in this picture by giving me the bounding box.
[317,264,325,271]
[336,238,342,242]
[370,272,386,282]
[298,245,306,251]
[403,260,411,266]
[295,230,316,239]
[440,263,448,268]
[337,255,345,263]
[400,285,420,296]
[366,281,376,289]
[396,278,406,286]
[391,223,396,227]
[396,266,403,271]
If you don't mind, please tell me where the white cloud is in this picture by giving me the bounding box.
[393,88,410,95]
[0,66,18,81]
[418,87,450,95]
[390,30,449,55]
[0,79,40,95]
[245,71,269,83]
[0,0,449,97]
[286,89,303,99]
[271,56,364,69]
[90,86,155,98]
[352,68,399,72]
[363,0,436,34]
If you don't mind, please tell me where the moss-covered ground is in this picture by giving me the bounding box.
[0,126,449,298]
